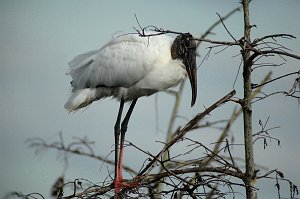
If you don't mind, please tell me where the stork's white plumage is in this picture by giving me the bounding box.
[65,32,197,198]
[65,33,196,111]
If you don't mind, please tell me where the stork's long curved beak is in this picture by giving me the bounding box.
[183,48,197,107]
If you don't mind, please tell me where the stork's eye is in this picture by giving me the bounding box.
[184,38,190,46]
[182,35,195,50]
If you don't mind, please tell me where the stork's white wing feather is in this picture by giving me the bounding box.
[68,33,173,90]
[68,49,99,68]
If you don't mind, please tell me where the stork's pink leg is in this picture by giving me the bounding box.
[113,139,126,198]
[114,99,124,197]
[113,99,139,198]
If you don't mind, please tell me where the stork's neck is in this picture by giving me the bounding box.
[171,39,179,60]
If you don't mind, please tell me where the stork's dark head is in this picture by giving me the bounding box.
[171,33,197,106]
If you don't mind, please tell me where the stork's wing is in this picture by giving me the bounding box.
[68,33,173,90]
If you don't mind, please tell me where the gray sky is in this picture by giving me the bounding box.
[0,0,299,198]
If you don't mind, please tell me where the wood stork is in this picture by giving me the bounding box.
[64,32,197,197]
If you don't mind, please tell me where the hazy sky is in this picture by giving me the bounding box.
[1,0,299,198]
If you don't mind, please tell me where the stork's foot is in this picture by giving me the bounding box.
[114,177,141,199]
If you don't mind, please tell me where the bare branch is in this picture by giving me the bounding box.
[252,70,300,89]
[139,90,236,176]
[197,6,241,47]
[27,135,138,175]
[252,34,296,45]
[216,13,238,42]
[251,48,300,61]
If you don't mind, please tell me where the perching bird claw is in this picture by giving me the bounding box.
[114,177,142,199]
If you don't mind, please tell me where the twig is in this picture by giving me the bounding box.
[216,13,238,42]
[252,34,296,45]
[252,70,300,89]
[197,6,241,47]
[28,136,138,175]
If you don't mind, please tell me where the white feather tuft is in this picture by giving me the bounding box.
[64,88,97,112]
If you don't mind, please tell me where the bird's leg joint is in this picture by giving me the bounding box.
[120,120,128,135]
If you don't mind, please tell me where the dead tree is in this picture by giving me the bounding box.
[9,1,300,199]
